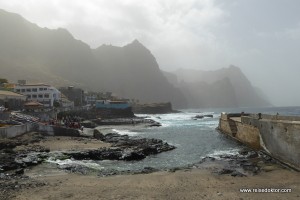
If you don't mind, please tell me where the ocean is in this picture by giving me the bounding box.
[51,107,300,173]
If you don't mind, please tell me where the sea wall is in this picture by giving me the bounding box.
[258,119,300,169]
[0,123,38,138]
[218,113,300,170]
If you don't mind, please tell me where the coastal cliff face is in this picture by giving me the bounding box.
[163,66,270,108]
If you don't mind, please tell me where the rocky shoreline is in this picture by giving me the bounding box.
[192,148,286,176]
[1,117,298,199]
[1,129,292,200]
[0,125,176,200]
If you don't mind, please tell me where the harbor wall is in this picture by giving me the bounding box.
[218,113,300,170]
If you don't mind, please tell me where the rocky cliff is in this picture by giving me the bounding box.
[164,66,270,108]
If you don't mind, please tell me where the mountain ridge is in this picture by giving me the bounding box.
[0,9,187,108]
[0,8,270,108]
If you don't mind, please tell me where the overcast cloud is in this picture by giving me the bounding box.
[0,0,299,106]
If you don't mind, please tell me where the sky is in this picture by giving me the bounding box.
[0,0,300,106]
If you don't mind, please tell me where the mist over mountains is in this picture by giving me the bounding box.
[163,66,270,108]
[0,9,270,108]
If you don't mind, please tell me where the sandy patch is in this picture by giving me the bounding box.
[14,168,300,200]
[39,136,111,151]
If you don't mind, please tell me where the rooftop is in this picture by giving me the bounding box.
[0,90,26,100]
[16,83,51,87]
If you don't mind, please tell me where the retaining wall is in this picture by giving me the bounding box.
[0,123,80,139]
[0,123,38,138]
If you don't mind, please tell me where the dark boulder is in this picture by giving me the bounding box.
[93,129,104,140]
[193,115,204,119]
[231,171,246,177]
[218,168,234,175]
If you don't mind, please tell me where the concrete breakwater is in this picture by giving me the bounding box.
[218,113,300,170]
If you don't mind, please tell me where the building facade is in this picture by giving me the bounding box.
[95,100,130,109]
[14,83,61,107]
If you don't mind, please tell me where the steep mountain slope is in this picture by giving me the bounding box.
[164,66,270,108]
[0,9,98,87]
[93,40,187,107]
[0,9,186,108]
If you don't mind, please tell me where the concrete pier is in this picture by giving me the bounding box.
[218,113,300,170]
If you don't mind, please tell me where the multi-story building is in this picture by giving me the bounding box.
[14,83,61,107]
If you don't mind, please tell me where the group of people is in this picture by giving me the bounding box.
[49,115,83,130]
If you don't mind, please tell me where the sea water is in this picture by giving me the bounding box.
[53,107,300,173]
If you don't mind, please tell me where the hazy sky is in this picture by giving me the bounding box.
[0,0,300,106]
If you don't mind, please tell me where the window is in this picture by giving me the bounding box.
[39,88,43,91]
[32,94,37,98]
[44,88,47,90]
[44,94,49,98]
[27,95,31,98]
[32,88,37,92]
[21,89,25,92]
[26,88,31,92]
[38,94,43,98]
[16,89,20,92]
[53,94,56,98]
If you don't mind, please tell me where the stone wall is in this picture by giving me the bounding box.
[218,119,235,137]
[235,123,260,149]
[0,123,38,138]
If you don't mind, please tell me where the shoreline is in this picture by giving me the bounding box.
[1,118,300,199]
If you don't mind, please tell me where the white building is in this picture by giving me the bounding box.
[14,83,61,107]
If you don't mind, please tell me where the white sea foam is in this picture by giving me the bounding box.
[112,129,139,136]
[138,111,218,128]
[206,148,240,159]
[47,158,104,170]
